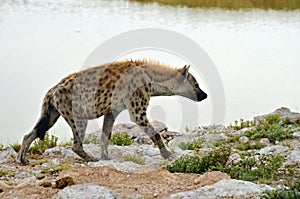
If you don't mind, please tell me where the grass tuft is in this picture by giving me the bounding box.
[110,132,132,146]
[178,140,203,151]
[29,133,58,155]
[124,153,146,165]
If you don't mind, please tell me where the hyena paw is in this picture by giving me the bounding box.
[84,155,99,162]
[160,148,175,160]
[16,154,29,165]
[100,153,110,160]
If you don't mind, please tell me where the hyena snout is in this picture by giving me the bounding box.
[196,89,207,101]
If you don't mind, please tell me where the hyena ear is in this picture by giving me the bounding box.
[181,65,190,82]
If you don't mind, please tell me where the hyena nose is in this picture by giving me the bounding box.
[197,90,207,101]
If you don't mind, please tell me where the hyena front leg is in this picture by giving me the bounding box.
[128,100,174,160]
[100,110,121,160]
[67,118,98,162]
[100,112,116,160]
[141,122,174,159]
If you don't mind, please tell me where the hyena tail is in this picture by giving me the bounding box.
[34,94,60,140]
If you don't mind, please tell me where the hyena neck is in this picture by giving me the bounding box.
[151,83,173,96]
[139,62,179,97]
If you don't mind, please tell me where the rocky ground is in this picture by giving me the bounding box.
[0,107,299,199]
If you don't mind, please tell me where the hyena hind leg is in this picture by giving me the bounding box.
[16,108,60,165]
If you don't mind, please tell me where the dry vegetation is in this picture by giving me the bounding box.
[131,0,300,10]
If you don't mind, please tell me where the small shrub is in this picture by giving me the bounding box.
[124,153,146,165]
[283,117,292,125]
[110,132,132,146]
[59,139,73,147]
[235,140,262,151]
[29,132,58,154]
[165,155,202,173]
[245,115,294,144]
[178,140,202,150]
[84,137,100,144]
[230,118,253,130]
[261,188,300,199]
[165,146,231,174]
[0,144,4,151]
[228,153,285,183]
[185,126,190,133]
[10,142,21,152]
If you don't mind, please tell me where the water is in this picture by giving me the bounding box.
[0,0,299,143]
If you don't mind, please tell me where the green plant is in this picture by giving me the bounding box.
[165,146,230,174]
[261,188,300,199]
[110,132,132,146]
[84,136,100,144]
[58,139,73,147]
[0,169,15,177]
[228,153,285,183]
[178,140,202,150]
[185,126,190,133]
[0,144,4,150]
[245,115,294,144]
[235,140,262,151]
[29,132,58,154]
[230,118,254,130]
[10,142,21,152]
[280,141,292,149]
[264,166,300,198]
[124,153,146,165]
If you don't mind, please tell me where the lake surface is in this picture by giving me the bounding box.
[0,0,300,142]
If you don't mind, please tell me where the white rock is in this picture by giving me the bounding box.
[285,150,300,164]
[227,153,241,164]
[16,176,36,188]
[62,147,80,159]
[88,160,141,173]
[239,136,249,144]
[44,146,80,159]
[41,162,50,168]
[50,158,60,166]
[133,135,152,145]
[259,145,289,156]
[293,131,300,138]
[151,120,167,131]
[260,138,271,147]
[168,134,197,149]
[170,179,273,199]
[201,133,228,142]
[44,146,63,156]
[52,184,117,199]
[203,125,227,133]
[254,107,300,123]
[0,147,17,164]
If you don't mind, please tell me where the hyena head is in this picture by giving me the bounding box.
[174,65,207,102]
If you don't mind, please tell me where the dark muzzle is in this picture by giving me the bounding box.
[197,90,207,101]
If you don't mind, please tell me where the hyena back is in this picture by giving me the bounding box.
[17,60,207,165]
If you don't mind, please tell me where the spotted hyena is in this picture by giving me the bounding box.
[17,60,207,165]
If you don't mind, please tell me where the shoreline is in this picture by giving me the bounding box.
[130,0,300,10]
